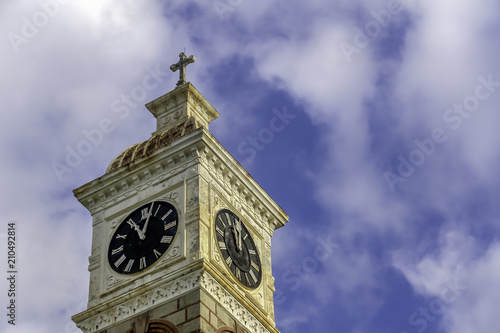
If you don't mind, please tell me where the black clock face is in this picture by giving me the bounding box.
[108,201,178,274]
[215,209,262,289]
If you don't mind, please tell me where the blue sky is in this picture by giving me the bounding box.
[1,0,500,332]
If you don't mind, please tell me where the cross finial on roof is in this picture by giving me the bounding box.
[170,52,195,87]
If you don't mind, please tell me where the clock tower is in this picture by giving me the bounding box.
[72,53,289,333]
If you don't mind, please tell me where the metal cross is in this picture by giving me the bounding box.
[170,52,196,87]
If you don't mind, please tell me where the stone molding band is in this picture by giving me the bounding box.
[75,270,271,333]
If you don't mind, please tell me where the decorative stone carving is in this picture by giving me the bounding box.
[200,272,271,333]
[76,270,203,333]
[107,274,126,288]
[160,246,179,263]
[213,193,220,208]
[169,190,179,200]
[213,248,221,262]
[159,190,180,206]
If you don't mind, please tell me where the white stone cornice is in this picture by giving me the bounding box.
[73,269,203,333]
[73,130,206,214]
[74,128,288,230]
[73,269,277,333]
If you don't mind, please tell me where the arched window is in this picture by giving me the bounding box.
[216,326,236,333]
[146,319,179,333]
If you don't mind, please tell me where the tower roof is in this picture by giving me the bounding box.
[106,82,219,173]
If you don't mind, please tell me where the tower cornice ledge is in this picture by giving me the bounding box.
[74,127,288,232]
[72,267,278,333]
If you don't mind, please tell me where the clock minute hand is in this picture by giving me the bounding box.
[139,202,154,240]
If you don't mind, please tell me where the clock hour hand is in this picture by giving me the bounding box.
[139,202,154,240]
[127,219,142,237]
[233,219,242,252]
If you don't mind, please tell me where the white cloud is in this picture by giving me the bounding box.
[392,230,500,333]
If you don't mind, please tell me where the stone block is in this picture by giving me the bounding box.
[164,309,186,325]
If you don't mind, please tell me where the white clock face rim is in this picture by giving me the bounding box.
[214,209,262,289]
[107,201,178,275]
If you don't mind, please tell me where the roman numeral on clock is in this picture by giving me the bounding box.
[216,226,224,236]
[161,235,173,244]
[162,209,172,221]
[218,241,226,250]
[241,272,246,285]
[154,205,161,216]
[124,259,134,273]
[226,256,233,268]
[249,249,256,255]
[141,207,151,220]
[139,257,147,269]
[126,219,136,228]
[111,245,123,255]
[153,249,162,259]
[251,261,260,272]
[115,234,127,239]
[247,270,257,284]
[217,216,225,227]
[114,254,126,268]
[164,220,177,230]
